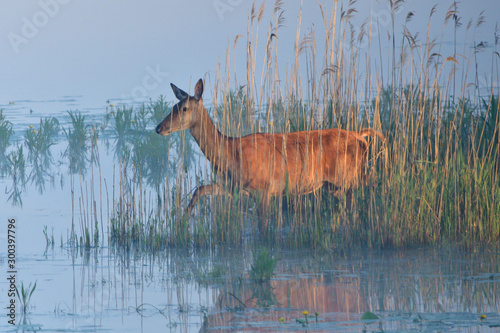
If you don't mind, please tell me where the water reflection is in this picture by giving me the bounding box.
[5,145,26,206]
[5,246,490,332]
[2,242,498,332]
[202,248,500,332]
[24,117,60,194]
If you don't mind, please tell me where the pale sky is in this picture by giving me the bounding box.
[1,0,499,108]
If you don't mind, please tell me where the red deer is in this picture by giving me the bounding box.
[155,79,384,216]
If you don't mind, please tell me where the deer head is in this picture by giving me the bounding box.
[155,78,204,135]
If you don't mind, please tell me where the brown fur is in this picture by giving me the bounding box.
[156,79,385,215]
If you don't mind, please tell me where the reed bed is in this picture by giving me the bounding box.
[176,0,500,249]
[73,0,500,250]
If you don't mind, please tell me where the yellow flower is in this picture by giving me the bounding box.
[480,314,487,320]
[33,130,38,134]
[302,311,309,316]
[29,125,34,128]
[131,119,136,123]
[279,317,284,323]
[110,103,114,107]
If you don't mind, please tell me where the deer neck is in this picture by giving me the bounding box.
[189,106,231,170]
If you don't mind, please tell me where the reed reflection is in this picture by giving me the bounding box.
[203,249,500,331]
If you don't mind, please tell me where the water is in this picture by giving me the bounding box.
[1,244,499,332]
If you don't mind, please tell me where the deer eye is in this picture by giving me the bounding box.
[183,107,187,111]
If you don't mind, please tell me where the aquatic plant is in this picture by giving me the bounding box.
[6,145,26,206]
[15,280,37,314]
[43,225,54,247]
[24,117,60,193]
[361,311,379,320]
[302,310,309,324]
[63,111,90,175]
[249,248,278,283]
[111,106,133,159]
[24,117,59,165]
[0,110,13,174]
[294,310,316,327]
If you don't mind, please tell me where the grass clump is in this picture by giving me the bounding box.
[15,280,37,314]
[249,248,278,283]
[63,111,90,175]
[5,145,26,206]
[361,311,379,320]
[24,117,59,167]
[24,117,60,193]
[0,110,13,174]
[43,225,54,247]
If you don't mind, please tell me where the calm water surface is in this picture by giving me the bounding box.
[0,245,499,332]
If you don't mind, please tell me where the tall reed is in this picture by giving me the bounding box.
[74,1,500,251]
[184,0,499,249]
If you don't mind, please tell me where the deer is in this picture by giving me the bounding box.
[155,79,385,217]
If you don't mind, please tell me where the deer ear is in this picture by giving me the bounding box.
[194,79,204,101]
[171,83,188,100]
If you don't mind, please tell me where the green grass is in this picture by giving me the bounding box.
[90,1,500,251]
[63,111,90,175]
[5,145,26,206]
[249,248,278,283]
[25,117,59,166]
[24,117,60,193]
[43,225,54,247]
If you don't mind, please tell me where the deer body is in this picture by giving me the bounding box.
[156,79,384,215]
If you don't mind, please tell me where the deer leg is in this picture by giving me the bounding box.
[187,184,226,216]
[258,194,270,214]
[345,190,353,210]
[362,173,378,189]
[324,182,341,198]
[325,182,354,209]
[256,193,271,233]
